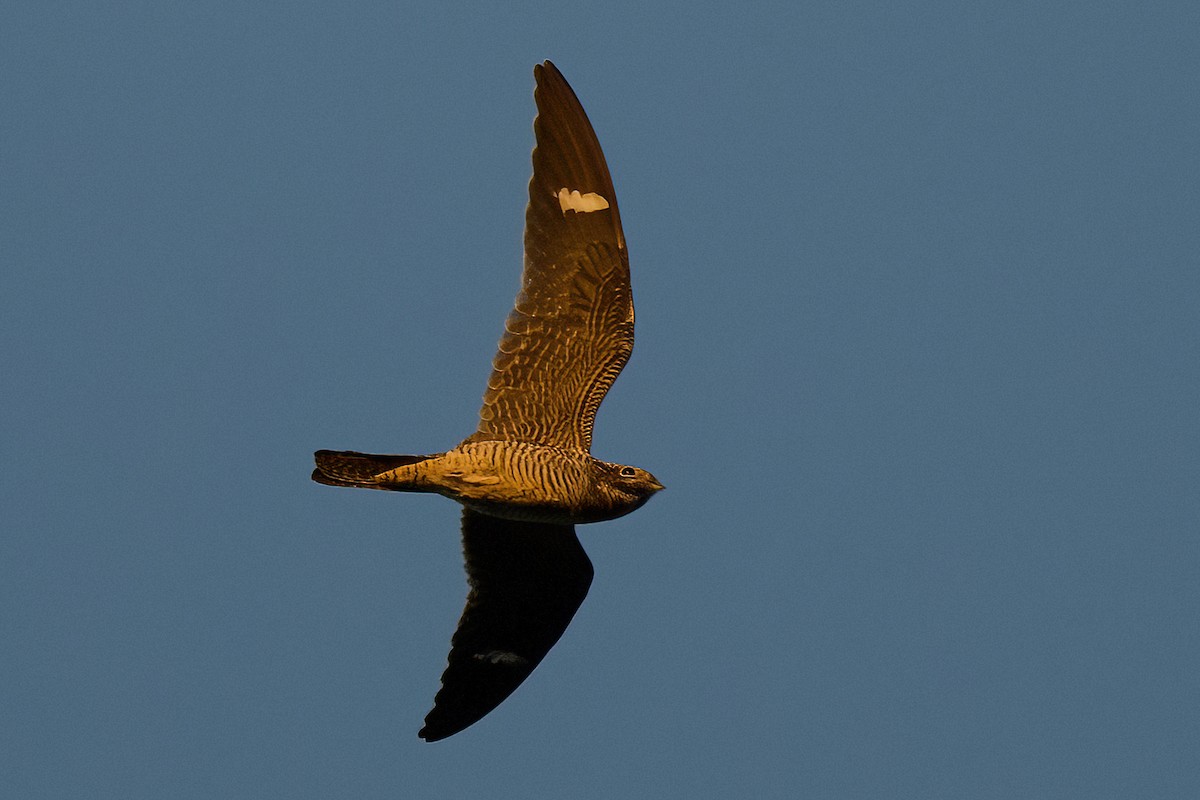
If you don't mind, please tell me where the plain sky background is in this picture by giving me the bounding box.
[3,2,1197,798]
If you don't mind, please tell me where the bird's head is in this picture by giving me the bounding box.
[592,460,664,520]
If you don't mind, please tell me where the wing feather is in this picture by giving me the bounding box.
[418,508,593,741]
[469,61,634,452]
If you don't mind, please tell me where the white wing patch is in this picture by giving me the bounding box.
[556,188,609,214]
[473,650,529,666]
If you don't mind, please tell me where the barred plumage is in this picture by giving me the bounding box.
[312,62,662,742]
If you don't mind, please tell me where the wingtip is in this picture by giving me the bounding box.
[417,697,482,743]
[535,60,564,85]
[417,718,462,743]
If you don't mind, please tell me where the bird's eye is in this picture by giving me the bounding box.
[619,467,637,477]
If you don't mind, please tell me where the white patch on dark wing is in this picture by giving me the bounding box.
[473,650,529,666]
[556,188,609,214]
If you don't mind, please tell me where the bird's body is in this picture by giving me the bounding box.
[315,441,658,525]
[312,61,660,742]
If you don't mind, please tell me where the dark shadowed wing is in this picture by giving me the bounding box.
[467,60,634,453]
[418,508,594,742]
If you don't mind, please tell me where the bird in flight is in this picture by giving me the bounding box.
[312,61,662,742]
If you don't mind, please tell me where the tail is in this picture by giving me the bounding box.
[312,449,440,489]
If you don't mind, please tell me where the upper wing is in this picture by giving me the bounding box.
[418,508,594,742]
[468,61,634,453]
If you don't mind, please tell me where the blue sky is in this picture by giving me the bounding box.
[3,2,1198,798]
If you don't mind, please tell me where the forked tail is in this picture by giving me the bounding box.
[312,450,439,489]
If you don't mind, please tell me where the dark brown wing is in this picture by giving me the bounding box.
[467,61,634,453]
[418,508,594,742]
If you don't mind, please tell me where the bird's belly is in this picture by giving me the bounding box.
[456,496,581,525]
[430,442,603,523]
